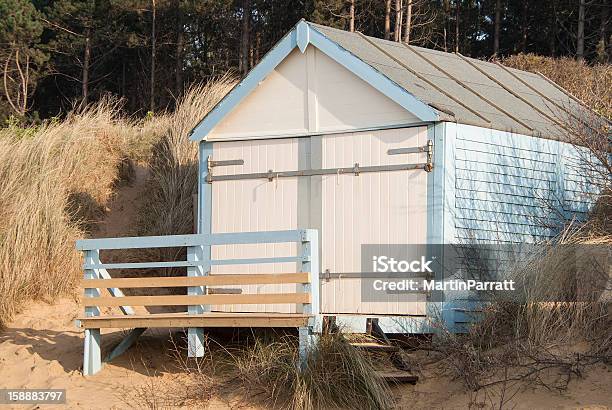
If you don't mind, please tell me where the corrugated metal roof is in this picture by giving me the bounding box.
[308,22,584,139]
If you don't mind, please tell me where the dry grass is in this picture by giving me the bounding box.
[501,54,611,119]
[138,76,235,238]
[231,333,394,410]
[0,76,234,327]
[427,212,611,395]
[122,331,395,410]
[131,77,234,280]
[0,97,164,328]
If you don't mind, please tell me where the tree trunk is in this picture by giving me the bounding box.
[121,60,126,98]
[443,0,450,52]
[493,0,501,56]
[240,0,251,75]
[385,0,391,39]
[577,0,585,60]
[601,0,610,61]
[150,0,156,112]
[520,0,528,52]
[175,0,183,95]
[349,0,355,32]
[82,26,91,109]
[404,0,412,44]
[549,0,557,55]
[255,30,261,64]
[394,0,403,42]
[455,0,460,53]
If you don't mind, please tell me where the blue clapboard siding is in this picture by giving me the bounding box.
[443,123,600,245]
[560,148,603,216]
[438,123,603,330]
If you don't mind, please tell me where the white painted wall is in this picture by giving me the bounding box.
[207,46,420,141]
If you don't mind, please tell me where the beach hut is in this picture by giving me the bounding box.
[187,20,600,332]
[76,20,603,375]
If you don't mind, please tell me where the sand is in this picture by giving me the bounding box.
[0,297,610,409]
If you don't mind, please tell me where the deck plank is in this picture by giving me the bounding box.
[85,293,309,307]
[81,272,310,288]
[77,312,310,328]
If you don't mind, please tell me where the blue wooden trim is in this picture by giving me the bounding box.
[84,250,101,317]
[442,122,458,244]
[77,234,205,250]
[210,256,307,266]
[297,19,309,52]
[187,244,206,358]
[188,21,437,142]
[425,123,446,333]
[84,261,202,270]
[84,256,309,270]
[198,142,213,236]
[426,123,446,245]
[440,122,458,331]
[104,328,146,363]
[300,230,320,330]
[76,229,309,250]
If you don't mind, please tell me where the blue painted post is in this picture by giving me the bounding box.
[187,141,213,358]
[83,249,102,375]
[298,229,319,370]
[187,245,206,357]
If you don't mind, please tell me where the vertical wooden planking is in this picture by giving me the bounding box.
[306,46,319,132]
[320,127,428,315]
[206,46,422,141]
[211,139,299,313]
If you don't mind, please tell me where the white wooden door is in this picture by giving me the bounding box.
[210,138,300,313]
[320,127,429,315]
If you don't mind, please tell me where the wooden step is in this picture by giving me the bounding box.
[376,370,419,384]
[350,342,399,352]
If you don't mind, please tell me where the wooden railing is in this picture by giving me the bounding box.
[76,229,320,375]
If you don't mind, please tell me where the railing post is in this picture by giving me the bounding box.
[187,245,207,357]
[298,229,320,370]
[83,249,102,375]
[188,140,213,358]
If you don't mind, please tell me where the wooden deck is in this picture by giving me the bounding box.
[75,229,320,375]
[78,312,311,328]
